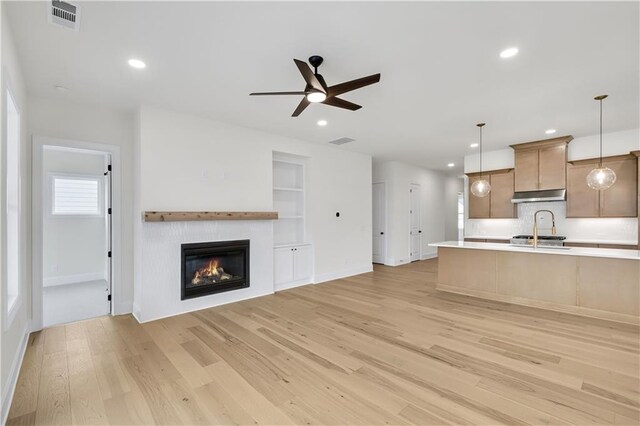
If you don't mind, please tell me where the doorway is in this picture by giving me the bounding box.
[409,183,421,262]
[40,146,111,327]
[372,182,386,264]
[33,137,120,330]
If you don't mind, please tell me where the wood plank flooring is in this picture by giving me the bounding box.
[7,260,640,425]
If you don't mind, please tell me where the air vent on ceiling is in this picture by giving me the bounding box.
[48,0,80,31]
[328,137,355,146]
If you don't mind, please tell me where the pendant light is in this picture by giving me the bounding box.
[471,123,491,197]
[586,95,616,190]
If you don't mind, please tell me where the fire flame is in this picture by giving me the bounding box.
[192,259,220,285]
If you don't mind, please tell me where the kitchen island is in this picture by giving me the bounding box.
[429,241,640,325]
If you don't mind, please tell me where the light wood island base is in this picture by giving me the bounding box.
[437,246,640,325]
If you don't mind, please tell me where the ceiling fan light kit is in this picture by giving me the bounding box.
[250,55,381,117]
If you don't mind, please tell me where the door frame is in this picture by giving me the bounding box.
[372,181,387,264]
[32,136,121,331]
[409,183,421,262]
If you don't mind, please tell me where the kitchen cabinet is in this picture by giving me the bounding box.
[567,162,600,217]
[564,242,637,250]
[467,175,490,218]
[567,154,637,218]
[600,156,637,217]
[511,136,572,192]
[489,170,517,218]
[467,169,516,219]
[274,243,312,291]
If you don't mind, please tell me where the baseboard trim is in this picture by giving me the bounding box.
[1,323,30,425]
[132,290,275,324]
[275,279,312,292]
[313,264,373,284]
[385,258,410,267]
[421,252,438,260]
[43,272,106,288]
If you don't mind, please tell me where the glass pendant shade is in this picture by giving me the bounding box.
[586,166,616,190]
[588,95,616,191]
[471,179,491,197]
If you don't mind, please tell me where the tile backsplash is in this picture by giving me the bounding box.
[466,201,638,243]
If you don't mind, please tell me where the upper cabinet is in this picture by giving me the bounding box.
[567,154,638,218]
[511,136,573,192]
[467,169,517,219]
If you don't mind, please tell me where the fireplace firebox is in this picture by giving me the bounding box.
[181,240,249,300]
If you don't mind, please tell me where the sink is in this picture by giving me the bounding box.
[509,244,572,250]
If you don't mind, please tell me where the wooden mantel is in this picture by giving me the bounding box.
[144,211,278,222]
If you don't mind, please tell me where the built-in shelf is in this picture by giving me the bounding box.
[144,211,278,222]
[273,155,306,246]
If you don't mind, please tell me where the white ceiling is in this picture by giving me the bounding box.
[6,1,639,172]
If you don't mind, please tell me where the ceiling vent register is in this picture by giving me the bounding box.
[48,0,80,31]
[328,137,355,146]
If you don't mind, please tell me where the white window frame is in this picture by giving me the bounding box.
[3,73,22,329]
[49,172,104,217]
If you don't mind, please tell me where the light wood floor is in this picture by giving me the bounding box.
[7,260,640,425]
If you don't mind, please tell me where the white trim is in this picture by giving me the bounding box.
[133,290,274,324]
[409,183,422,262]
[385,257,410,267]
[275,278,312,292]
[421,252,438,260]
[313,264,373,284]
[372,181,388,265]
[32,136,122,331]
[1,322,30,425]
[43,272,106,288]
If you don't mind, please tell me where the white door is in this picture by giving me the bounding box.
[409,184,421,262]
[274,247,294,286]
[42,147,112,327]
[292,245,312,281]
[372,183,386,264]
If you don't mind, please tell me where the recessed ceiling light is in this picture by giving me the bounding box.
[317,119,328,127]
[128,58,146,69]
[545,129,557,135]
[499,47,519,59]
[470,143,479,148]
[447,163,455,168]
[54,85,69,92]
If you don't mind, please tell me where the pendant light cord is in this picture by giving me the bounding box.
[594,95,607,167]
[479,126,483,177]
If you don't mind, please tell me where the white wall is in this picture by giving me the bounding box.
[463,129,640,244]
[372,161,448,265]
[134,107,372,321]
[444,175,463,241]
[28,96,135,314]
[1,8,30,421]
[42,149,107,285]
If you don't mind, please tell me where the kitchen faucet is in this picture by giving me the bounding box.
[533,210,556,248]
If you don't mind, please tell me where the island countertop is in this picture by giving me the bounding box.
[430,241,640,261]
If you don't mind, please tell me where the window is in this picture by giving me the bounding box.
[51,175,102,216]
[6,86,20,317]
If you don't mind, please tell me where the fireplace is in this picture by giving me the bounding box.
[181,240,249,300]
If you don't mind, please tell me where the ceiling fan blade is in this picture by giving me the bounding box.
[292,97,310,117]
[323,97,362,111]
[327,73,381,97]
[250,91,306,96]
[293,59,325,93]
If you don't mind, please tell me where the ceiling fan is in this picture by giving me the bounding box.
[250,55,381,117]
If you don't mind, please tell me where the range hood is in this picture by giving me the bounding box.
[511,189,566,204]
